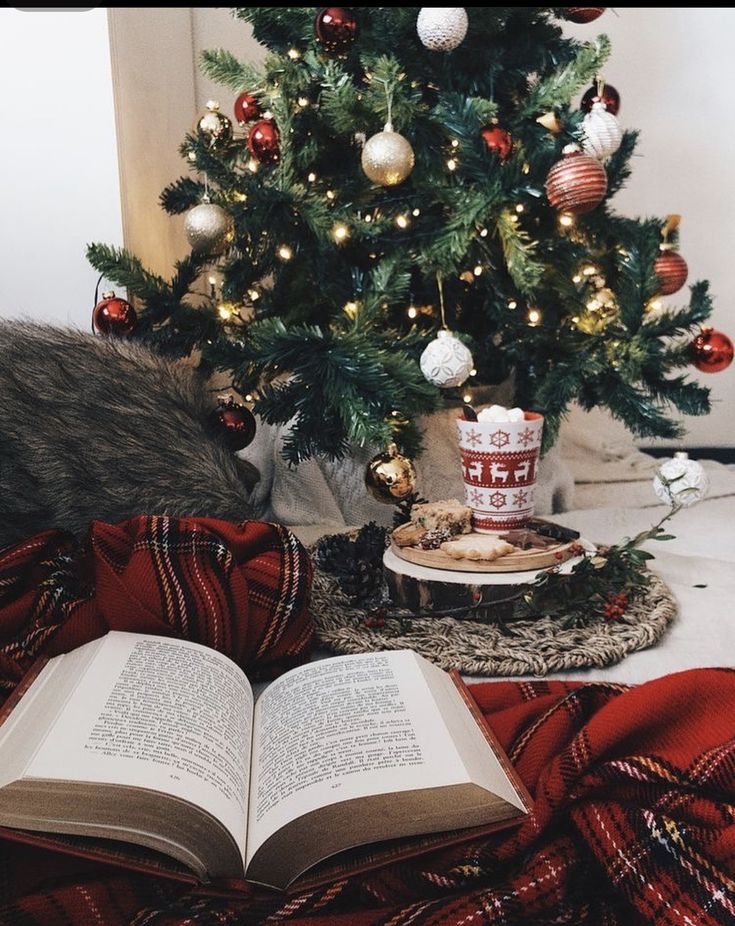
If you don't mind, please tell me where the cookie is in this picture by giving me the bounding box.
[410,499,472,535]
[392,522,427,547]
[440,536,516,561]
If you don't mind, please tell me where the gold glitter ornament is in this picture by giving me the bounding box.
[361,122,415,187]
[184,198,234,255]
[365,443,417,503]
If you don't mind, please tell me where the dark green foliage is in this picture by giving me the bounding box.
[88,7,712,463]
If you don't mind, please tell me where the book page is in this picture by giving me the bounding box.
[25,632,253,863]
[246,650,471,865]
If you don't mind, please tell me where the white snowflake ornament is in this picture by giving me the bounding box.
[416,8,468,52]
[582,101,623,160]
[653,453,709,508]
[419,329,473,388]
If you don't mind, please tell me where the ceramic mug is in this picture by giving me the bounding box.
[456,412,544,531]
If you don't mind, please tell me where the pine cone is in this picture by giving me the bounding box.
[313,524,386,605]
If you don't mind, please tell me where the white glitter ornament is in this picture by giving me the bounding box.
[419,329,473,388]
[653,452,709,508]
[582,101,622,160]
[416,8,468,52]
[361,122,415,186]
[184,198,234,255]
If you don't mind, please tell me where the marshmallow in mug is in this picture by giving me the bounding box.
[476,404,525,423]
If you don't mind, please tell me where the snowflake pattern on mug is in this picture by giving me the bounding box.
[512,489,529,508]
[489,429,511,449]
[517,426,536,447]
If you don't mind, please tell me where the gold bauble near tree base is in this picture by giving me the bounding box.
[365,443,417,503]
[361,122,415,187]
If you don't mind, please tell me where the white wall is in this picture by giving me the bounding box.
[0,9,123,330]
[564,8,735,446]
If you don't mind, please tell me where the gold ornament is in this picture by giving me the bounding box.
[195,100,232,151]
[184,198,234,255]
[365,443,417,503]
[361,122,415,186]
[536,111,562,134]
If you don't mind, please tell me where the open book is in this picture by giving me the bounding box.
[0,632,530,893]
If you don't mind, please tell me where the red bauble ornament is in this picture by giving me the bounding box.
[480,125,513,160]
[314,7,358,53]
[247,119,280,165]
[208,397,257,452]
[234,92,260,125]
[545,147,608,215]
[690,327,734,374]
[581,81,620,115]
[563,7,606,23]
[93,291,137,337]
[654,250,688,295]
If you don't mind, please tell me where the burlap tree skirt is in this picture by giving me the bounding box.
[311,567,677,677]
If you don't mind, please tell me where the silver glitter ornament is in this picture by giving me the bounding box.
[184,198,234,255]
[416,8,468,51]
[361,122,415,187]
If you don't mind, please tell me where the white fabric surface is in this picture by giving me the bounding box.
[245,402,575,531]
[250,402,735,685]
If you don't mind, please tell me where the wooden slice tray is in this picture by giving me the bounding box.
[390,533,574,573]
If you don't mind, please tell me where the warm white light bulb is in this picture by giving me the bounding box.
[277,244,293,261]
[333,223,349,242]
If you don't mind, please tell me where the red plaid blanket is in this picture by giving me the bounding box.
[0,520,733,925]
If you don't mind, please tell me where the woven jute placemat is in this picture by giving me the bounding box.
[311,566,678,677]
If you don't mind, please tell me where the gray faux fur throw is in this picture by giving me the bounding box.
[0,323,258,548]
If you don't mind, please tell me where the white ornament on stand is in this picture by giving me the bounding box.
[417,8,468,51]
[420,329,473,388]
[652,452,709,508]
[582,101,622,160]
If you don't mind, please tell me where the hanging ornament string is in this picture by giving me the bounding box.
[436,272,448,330]
[381,78,394,131]
[91,273,105,334]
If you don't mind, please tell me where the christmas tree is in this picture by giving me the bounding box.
[88,7,727,468]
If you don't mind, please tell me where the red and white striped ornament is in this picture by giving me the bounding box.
[654,248,688,295]
[582,101,622,160]
[563,8,606,23]
[545,145,607,215]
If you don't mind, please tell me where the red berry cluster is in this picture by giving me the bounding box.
[364,608,387,629]
[603,593,629,621]
[569,542,585,557]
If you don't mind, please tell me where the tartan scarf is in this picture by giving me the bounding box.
[0,515,313,684]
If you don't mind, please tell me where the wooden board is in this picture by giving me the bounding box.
[390,535,574,573]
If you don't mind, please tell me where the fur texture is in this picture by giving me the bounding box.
[0,323,259,548]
